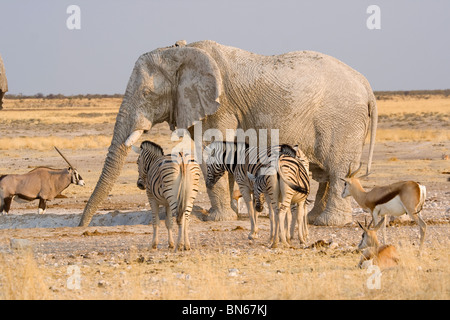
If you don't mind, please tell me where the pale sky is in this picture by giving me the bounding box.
[0,0,449,95]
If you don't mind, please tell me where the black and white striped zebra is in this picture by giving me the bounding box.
[247,152,310,248]
[204,141,301,241]
[134,141,201,251]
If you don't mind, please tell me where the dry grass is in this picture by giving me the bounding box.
[376,129,450,142]
[0,240,448,300]
[377,96,450,115]
[0,136,112,151]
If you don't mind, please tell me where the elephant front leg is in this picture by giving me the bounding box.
[201,165,237,221]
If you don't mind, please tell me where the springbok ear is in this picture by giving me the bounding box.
[247,172,256,182]
[164,47,223,129]
[131,145,141,154]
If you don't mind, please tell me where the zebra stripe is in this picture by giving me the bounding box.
[250,153,310,247]
[137,140,201,251]
[205,141,302,240]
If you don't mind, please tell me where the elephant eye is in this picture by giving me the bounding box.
[142,88,157,99]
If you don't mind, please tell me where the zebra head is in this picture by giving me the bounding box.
[204,143,227,189]
[247,166,276,213]
[133,141,164,190]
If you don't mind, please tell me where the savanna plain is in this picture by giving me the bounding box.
[0,92,449,300]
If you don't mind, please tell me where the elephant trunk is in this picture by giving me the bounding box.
[79,106,147,227]
[78,142,129,226]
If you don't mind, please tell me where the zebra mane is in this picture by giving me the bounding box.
[140,140,164,156]
[279,144,298,157]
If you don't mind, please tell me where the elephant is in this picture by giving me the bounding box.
[78,40,377,227]
[0,54,8,110]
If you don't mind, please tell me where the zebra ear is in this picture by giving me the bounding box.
[247,171,256,182]
[132,145,141,154]
[293,145,299,151]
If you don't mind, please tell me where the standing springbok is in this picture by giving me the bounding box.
[357,217,399,269]
[341,164,427,249]
[0,147,85,214]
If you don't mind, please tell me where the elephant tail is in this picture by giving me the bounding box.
[366,94,378,174]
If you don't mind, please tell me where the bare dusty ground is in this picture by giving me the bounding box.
[0,96,449,299]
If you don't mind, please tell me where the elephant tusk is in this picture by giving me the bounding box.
[125,130,144,147]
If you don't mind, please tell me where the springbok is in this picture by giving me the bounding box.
[0,147,85,214]
[357,217,399,269]
[341,164,427,249]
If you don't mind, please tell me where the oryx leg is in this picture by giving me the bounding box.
[38,198,47,214]
[3,196,12,214]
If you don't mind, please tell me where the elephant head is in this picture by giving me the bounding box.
[79,41,223,226]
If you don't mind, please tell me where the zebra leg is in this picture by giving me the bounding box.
[286,205,293,244]
[165,205,175,249]
[184,213,191,250]
[149,200,160,249]
[297,200,308,245]
[290,204,298,243]
[277,204,290,247]
[266,197,276,243]
[240,187,258,240]
[272,206,281,248]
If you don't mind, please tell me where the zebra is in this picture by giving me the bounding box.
[247,152,310,248]
[133,141,201,251]
[204,141,301,241]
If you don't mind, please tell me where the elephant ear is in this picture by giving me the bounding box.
[167,47,223,129]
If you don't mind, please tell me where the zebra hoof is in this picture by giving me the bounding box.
[248,233,258,240]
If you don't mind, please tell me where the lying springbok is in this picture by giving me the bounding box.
[357,217,399,269]
[0,147,85,214]
[341,163,427,249]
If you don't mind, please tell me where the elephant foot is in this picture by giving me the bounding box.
[307,206,323,224]
[206,205,238,222]
[313,209,352,226]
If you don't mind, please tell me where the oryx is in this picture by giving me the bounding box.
[0,147,85,214]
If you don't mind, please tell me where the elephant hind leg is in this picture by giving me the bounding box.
[313,177,352,226]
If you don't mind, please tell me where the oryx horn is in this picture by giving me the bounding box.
[54,146,74,169]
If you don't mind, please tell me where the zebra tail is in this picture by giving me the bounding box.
[176,155,187,225]
[277,158,309,195]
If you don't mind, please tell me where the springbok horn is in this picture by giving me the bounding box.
[54,146,74,169]
[350,162,363,178]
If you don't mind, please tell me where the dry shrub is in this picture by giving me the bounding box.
[0,250,49,300]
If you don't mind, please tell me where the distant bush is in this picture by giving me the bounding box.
[5,93,124,99]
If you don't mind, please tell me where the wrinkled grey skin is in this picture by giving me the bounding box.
[0,54,8,110]
[79,40,377,227]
